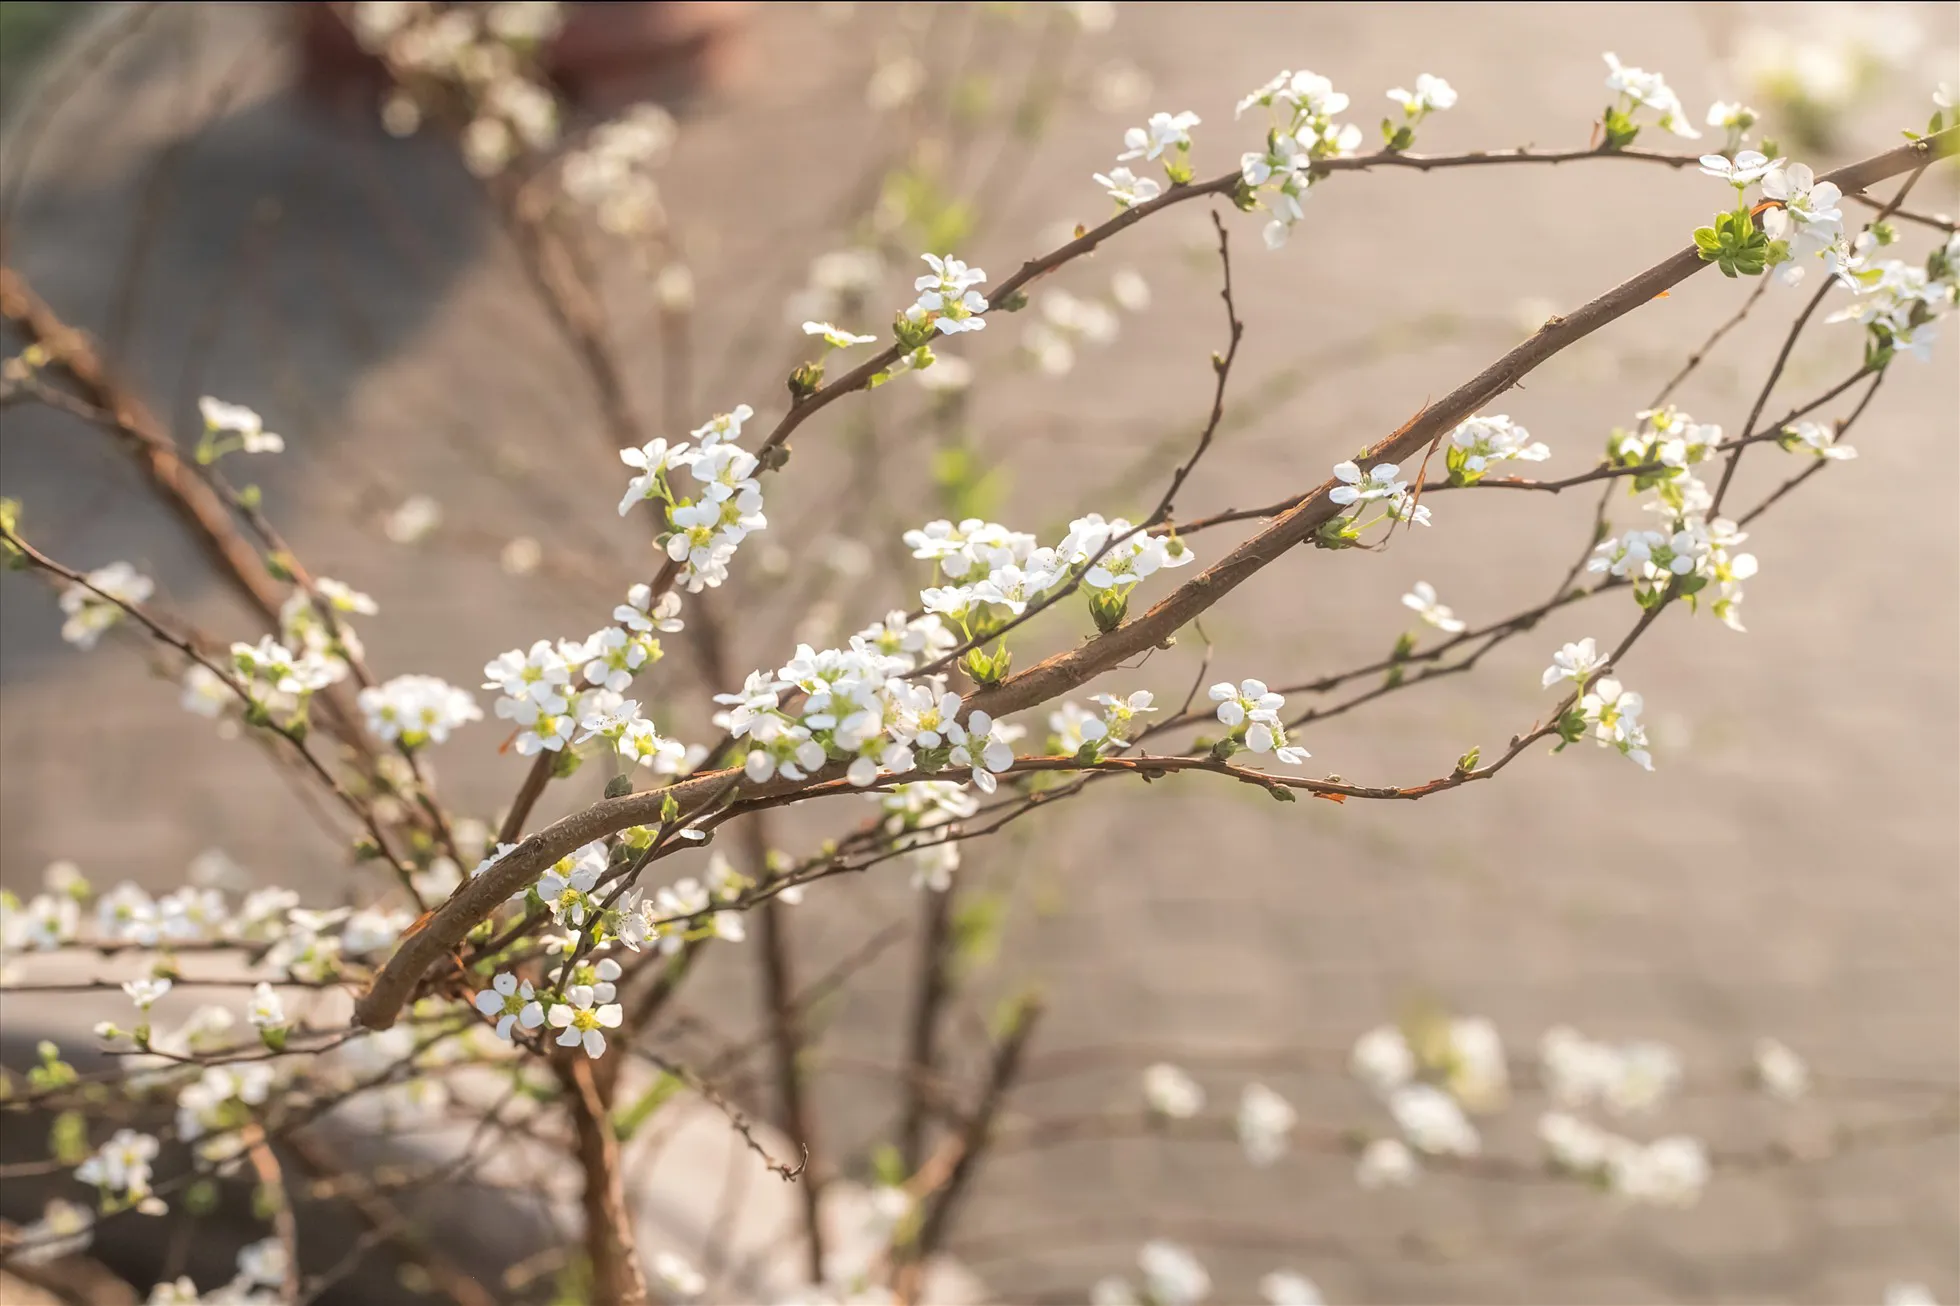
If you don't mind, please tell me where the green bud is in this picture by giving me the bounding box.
[1455,746,1481,775]
[993,289,1029,313]
[660,793,681,823]
[265,552,295,581]
[604,774,633,799]
[237,484,263,511]
[185,1179,221,1216]
[550,748,583,780]
[788,360,825,400]
[1087,586,1128,633]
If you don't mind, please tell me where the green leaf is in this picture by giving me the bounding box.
[612,1073,681,1141]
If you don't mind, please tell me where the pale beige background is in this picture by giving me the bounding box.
[1,3,1955,1302]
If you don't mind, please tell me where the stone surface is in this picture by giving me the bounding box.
[1,4,1955,1303]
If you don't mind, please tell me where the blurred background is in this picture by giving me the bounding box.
[1,3,1955,1302]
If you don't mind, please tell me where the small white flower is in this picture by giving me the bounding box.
[58,562,154,649]
[1389,1083,1479,1156]
[1137,1240,1211,1306]
[122,977,172,1012]
[1329,460,1405,505]
[1143,1063,1205,1119]
[1608,1135,1708,1207]
[1237,1083,1297,1167]
[247,982,286,1030]
[1117,109,1200,161]
[652,1251,707,1299]
[802,321,877,349]
[1541,637,1602,688]
[1094,166,1162,208]
[1698,149,1780,185]
[548,984,624,1058]
[1356,1136,1418,1189]
[1260,1271,1325,1306]
[199,396,285,453]
[1753,1037,1809,1101]
[1387,73,1456,116]
[1350,1024,1415,1095]
[474,971,546,1041]
[1402,581,1467,633]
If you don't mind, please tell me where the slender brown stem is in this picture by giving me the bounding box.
[898,881,956,1176]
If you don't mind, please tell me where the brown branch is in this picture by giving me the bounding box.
[0,263,287,623]
[354,128,1956,1033]
[896,992,1043,1303]
[563,1054,646,1306]
[957,130,1955,723]
[898,880,956,1177]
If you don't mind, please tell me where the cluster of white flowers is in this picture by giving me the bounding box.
[1446,413,1549,483]
[1401,580,1467,634]
[1542,637,1653,769]
[353,1,564,176]
[1534,1026,1708,1206]
[618,405,768,593]
[872,781,979,891]
[716,610,1020,794]
[907,253,989,336]
[75,1128,162,1213]
[1094,108,1200,208]
[148,1236,289,1303]
[176,1063,276,1170]
[483,585,691,766]
[57,560,153,650]
[617,855,751,954]
[1349,1018,1506,1175]
[196,396,284,460]
[1602,52,1700,140]
[1826,231,1959,365]
[1595,405,1759,633]
[1236,69,1362,248]
[561,103,677,237]
[358,673,482,746]
[909,509,1195,647]
[230,635,348,716]
[1049,689,1155,760]
[1208,679,1310,766]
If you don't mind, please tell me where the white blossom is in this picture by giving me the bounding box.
[1754,1037,1809,1101]
[1541,637,1602,689]
[58,562,153,649]
[1237,1083,1297,1167]
[474,971,545,1041]
[1259,1271,1325,1306]
[1402,581,1467,633]
[247,981,287,1030]
[548,984,624,1059]
[1117,109,1200,162]
[1388,1083,1480,1156]
[1143,1063,1205,1118]
[1356,1136,1418,1189]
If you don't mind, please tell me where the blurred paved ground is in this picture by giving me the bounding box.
[1,3,1956,1303]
